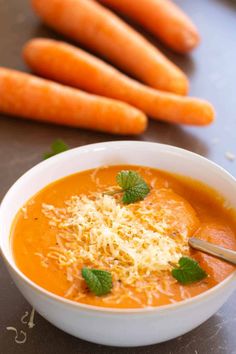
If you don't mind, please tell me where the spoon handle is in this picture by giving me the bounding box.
[189,237,236,266]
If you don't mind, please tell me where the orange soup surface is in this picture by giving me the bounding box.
[12,165,236,308]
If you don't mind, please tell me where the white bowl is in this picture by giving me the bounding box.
[1,141,236,347]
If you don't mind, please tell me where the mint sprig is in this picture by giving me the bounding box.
[172,257,207,285]
[82,267,112,296]
[116,170,150,204]
[43,139,69,159]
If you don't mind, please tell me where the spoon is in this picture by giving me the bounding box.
[189,237,236,266]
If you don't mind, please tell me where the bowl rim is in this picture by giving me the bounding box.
[1,140,236,314]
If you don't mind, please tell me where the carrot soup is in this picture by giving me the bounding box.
[11,165,236,308]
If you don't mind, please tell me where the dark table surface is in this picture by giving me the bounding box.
[1,0,236,353]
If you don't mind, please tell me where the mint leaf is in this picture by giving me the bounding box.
[116,170,150,204]
[82,267,112,296]
[43,139,69,159]
[117,170,143,190]
[172,257,207,285]
[122,183,150,204]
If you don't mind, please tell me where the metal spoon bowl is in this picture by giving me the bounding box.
[189,237,236,266]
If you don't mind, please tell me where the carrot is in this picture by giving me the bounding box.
[23,39,214,126]
[31,0,188,95]
[0,67,147,135]
[99,0,200,54]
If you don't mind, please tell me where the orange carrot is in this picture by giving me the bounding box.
[99,0,200,54]
[31,0,188,95]
[0,67,147,135]
[23,39,214,126]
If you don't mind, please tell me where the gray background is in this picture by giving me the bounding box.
[0,0,236,353]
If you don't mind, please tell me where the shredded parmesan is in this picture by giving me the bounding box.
[20,311,29,325]
[35,252,49,268]
[21,207,28,219]
[20,308,35,329]
[64,283,78,298]
[7,308,35,346]
[150,177,157,188]
[28,308,35,329]
[169,298,177,304]
[6,327,27,344]
[40,187,193,305]
[90,165,108,187]
[179,286,191,300]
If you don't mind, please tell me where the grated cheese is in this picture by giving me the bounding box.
[21,207,28,219]
[6,327,27,344]
[40,187,194,305]
[28,308,35,329]
[90,165,108,187]
[20,311,29,325]
[64,283,78,298]
[179,286,191,300]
